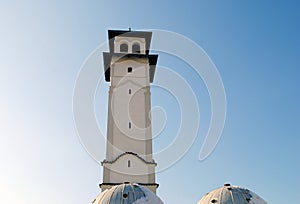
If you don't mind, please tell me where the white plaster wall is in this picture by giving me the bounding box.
[107,58,152,161]
[103,51,156,190]
[111,59,150,86]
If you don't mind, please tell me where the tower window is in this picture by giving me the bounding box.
[128,67,132,73]
[129,122,131,129]
[132,43,140,53]
[128,160,131,167]
[129,89,131,94]
[120,43,128,52]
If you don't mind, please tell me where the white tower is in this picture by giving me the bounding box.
[100,30,159,193]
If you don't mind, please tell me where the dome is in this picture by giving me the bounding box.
[198,184,267,204]
[92,183,164,204]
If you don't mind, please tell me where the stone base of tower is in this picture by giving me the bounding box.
[100,182,159,194]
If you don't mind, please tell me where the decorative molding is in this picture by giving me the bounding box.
[110,80,150,90]
[101,152,157,166]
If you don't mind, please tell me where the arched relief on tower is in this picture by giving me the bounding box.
[102,152,156,182]
[111,79,145,90]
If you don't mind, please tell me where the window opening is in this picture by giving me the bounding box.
[128,160,131,167]
[132,43,140,53]
[120,43,128,52]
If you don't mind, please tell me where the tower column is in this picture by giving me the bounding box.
[100,30,158,193]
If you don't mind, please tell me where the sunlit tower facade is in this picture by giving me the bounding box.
[100,30,159,193]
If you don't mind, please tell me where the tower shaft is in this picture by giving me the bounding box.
[100,30,158,193]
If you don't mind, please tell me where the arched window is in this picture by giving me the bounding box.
[128,160,131,167]
[120,43,128,52]
[132,43,140,53]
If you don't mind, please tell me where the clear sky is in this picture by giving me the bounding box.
[0,0,299,203]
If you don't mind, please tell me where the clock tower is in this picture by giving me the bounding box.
[100,29,159,193]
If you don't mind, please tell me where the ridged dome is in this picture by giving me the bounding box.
[198,184,267,204]
[92,183,164,204]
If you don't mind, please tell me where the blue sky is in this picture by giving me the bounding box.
[0,0,299,203]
